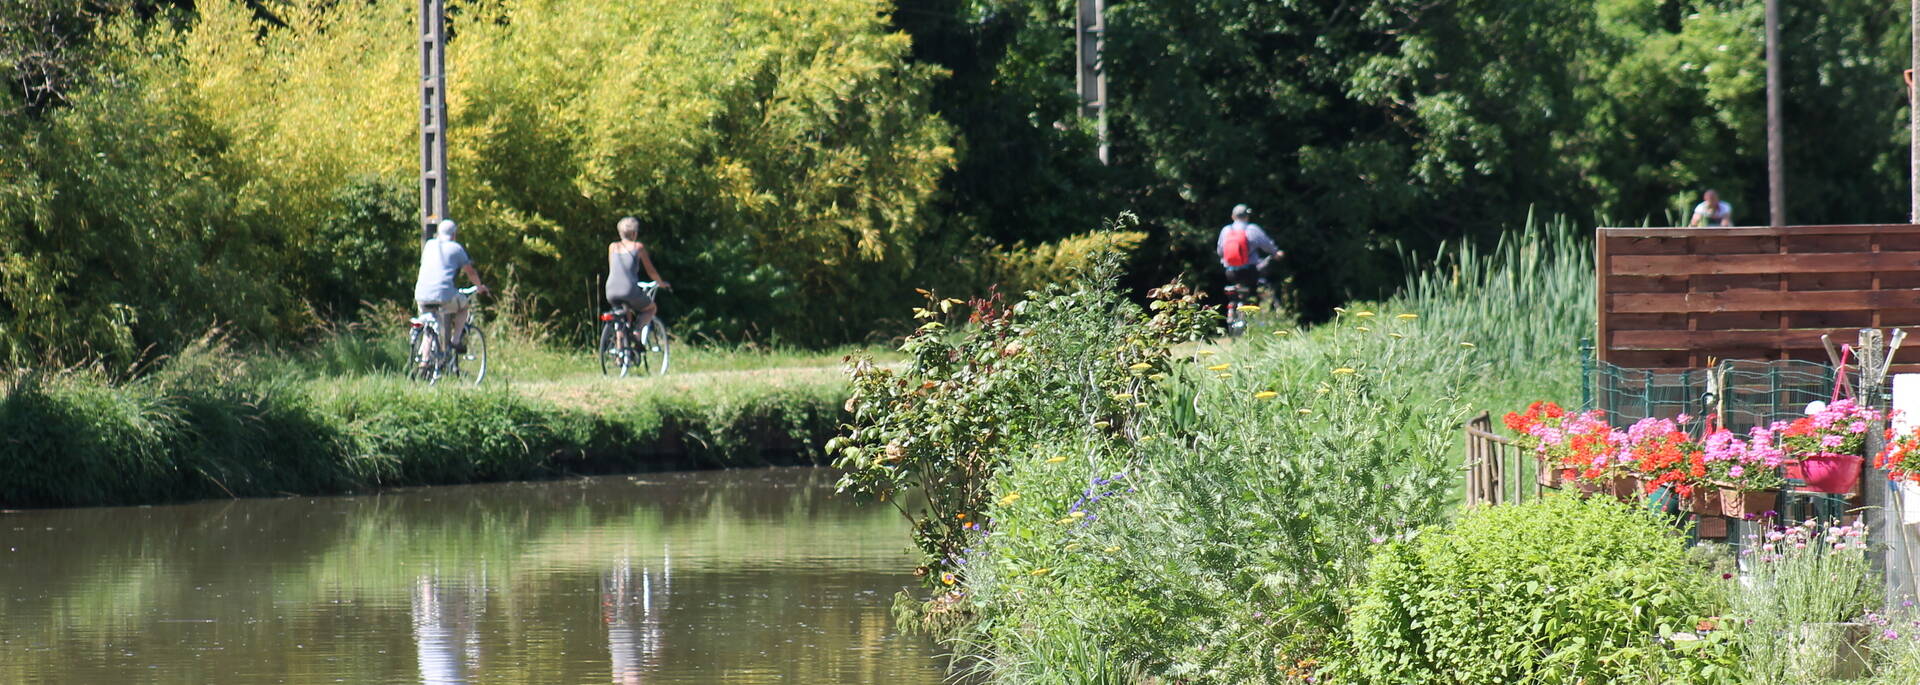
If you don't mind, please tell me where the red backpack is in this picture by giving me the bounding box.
[1221,227,1252,267]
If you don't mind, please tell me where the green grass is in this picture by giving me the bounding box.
[0,328,862,508]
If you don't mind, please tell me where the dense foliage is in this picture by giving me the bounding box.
[1338,496,1725,683]
[0,0,970,364]
[895,0,1909,313]
[3,0,1910,362]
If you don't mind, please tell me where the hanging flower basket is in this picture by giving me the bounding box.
[1798,453,1864,494]
[1719,487,1779,518]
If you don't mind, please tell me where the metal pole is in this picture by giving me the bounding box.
[420,0,450,241]
[1765,0,1786,227]
[1911,0,1919,223]
[1075,0,1108,164]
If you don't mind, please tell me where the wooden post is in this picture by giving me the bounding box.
[1912,0,1919,222]
[1765,0,1786,226]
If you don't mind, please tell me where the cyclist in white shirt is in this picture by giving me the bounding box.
[1687,189,1733,227]
[414,219,489,355]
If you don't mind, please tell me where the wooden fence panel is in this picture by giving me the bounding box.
[1598,225,1920,373]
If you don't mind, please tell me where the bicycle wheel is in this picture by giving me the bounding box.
[462,325,487,385]
[408,325,440,382]
[639,319,670,375]
[1224,305,1246,338]
[598,321,619,376]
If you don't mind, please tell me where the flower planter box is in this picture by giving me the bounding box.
[1719,488,1778,519]
[1535,458,1562,488]
[1688,488,1722,517]
[1609,477,1641,502]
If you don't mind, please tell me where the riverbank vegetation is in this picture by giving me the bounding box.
[840,226,1920,682]
[0,327,858,508]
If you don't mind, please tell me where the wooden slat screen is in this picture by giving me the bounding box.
[1597,224,1920,373]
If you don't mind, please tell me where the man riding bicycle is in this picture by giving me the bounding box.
[1216,204,1281,298]
[605,216,669,339]
[414,219,489,360]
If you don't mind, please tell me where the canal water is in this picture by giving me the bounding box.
[0,467,945,683]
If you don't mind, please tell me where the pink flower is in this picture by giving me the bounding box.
[1822,434,1845,448]
[1729,465,1745,478]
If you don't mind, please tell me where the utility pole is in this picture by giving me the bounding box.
[1075,0,1108,164]
[419,0,450,241]
[1765,0,1785,226]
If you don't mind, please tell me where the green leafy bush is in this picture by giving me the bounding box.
[1337,495,1724,683]
[832,255,1214,585]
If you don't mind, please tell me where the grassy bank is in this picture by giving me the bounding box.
[0,334,872,508]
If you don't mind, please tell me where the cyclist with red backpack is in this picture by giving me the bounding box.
[1216,204,1281,297]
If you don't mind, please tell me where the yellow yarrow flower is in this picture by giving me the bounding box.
[1254,391,1278,399]
[1297,408,1314,415]
[1274,330,1290,337]
[1207,363,1231,371]
[1030,568,1053,576]
[998,493,1022,506]
[1148,372,1168,381]
[1239,304,1261,312]
[1111,392,1133,401]
[1332,368,1356,375]
[1389,333,1404,339]
[1057,517,1077,525]
[1045,456,1068,464]
[1197,349,1217,356]
[1397,313,1418,319]
[1216,373,1231,379]
[1354,311,1375,318]
[1069,511,1087,519]
[1128,362,1152,371]
[1355,326,1370,332]
[1133,402,1149,409]
[1103,546,1121,553]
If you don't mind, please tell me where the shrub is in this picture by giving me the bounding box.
[1338,495,1724,683]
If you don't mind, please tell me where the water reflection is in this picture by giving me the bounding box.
[602,556,665,684]
[0,467,941,683]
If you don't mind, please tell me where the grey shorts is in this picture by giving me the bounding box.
[607,291,653,311]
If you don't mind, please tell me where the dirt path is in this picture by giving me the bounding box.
[515,364,849,412]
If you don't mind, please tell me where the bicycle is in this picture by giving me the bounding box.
[1223,283,1250,338]
[408,286,488,385]
[598,282,670,377]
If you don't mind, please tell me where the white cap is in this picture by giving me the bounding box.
[437,219,458,239]
[1231,204,1252,219]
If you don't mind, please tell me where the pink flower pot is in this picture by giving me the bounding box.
[1799,453,1864,494]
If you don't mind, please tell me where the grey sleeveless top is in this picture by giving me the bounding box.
[606,247,643,301]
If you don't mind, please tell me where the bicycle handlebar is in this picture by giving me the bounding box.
[459,285,484,296]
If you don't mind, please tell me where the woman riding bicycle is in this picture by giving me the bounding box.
[606,216,669,338]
